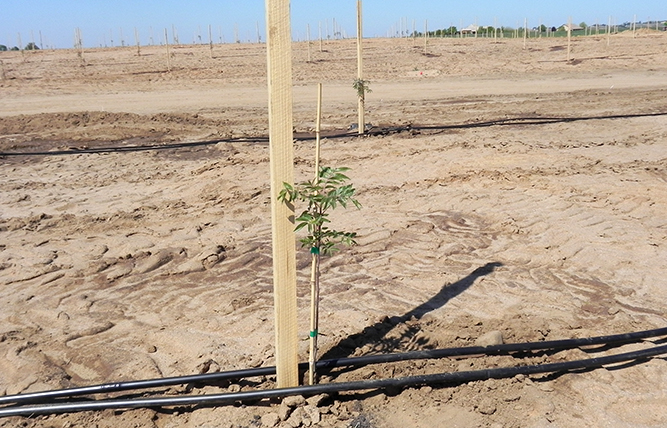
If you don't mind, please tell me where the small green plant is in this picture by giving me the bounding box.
[352,78,372,99]
[279,166,361,255]
[278,166,361,384]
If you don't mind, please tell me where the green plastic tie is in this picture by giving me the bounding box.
[310,247,320,255]
[309,330,318,338]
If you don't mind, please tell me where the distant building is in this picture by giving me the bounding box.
[561,23,584,32]
[460,25,479,35]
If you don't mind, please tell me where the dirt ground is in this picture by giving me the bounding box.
[1,30,667,427]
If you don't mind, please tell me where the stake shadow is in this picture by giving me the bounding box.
[319,262,503,361]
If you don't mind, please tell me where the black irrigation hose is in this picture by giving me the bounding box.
[3,111,666,157]
[1,326,666,407]
[1,343,666,418]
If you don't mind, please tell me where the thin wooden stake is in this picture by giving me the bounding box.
[567,17,572,62]
[357,0,364,135]
[209,25,213,58]
[315,83,322,176]
[424,19,428,48]
[307,24,312,62]
[266,0,299,389]
[308,83,323,386]
[319,22,323,52]
[135,28,140,56]
[164,28,171,72]
[18,32,23,58]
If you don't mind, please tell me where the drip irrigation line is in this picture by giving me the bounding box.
[2,111,665,157]
[1,326,666,407]
[1,343,666,418]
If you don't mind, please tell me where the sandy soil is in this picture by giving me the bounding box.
[1,31,667,427]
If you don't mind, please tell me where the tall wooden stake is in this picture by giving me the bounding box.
[356,0,364,135]
[209,24,213,58]
[424,19,428,48]
[265,0,299,388]
[135,28,141,56]
[319,22,323,52]
[567,17,572,61]
[307,24,312,62]
[315,83,322,175]
[164,28,171,71]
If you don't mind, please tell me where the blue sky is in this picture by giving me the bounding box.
[1,0,665,49]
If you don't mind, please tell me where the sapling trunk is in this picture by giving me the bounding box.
[308,83,324,385]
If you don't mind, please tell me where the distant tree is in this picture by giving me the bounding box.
[579,22,588,29]
[10,46,19,51]
[0,44,7,51]
[539,24,547,33]
[24,42,39,50]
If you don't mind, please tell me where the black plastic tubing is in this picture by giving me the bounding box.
[1,343,666,418]
[1,326,666,407]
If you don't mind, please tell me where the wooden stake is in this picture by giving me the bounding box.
[523,18,527,49]
[424,19,428,48]
[265,0,299,389]
[307,83,323,386]
[307,24,312,62]
[567,17,572,62]
[209,24,213,58]
[315,83,323,179]
[164,28,171,71]
[319,22,323,52]
[135,28,140,56]
[357,0,364,135]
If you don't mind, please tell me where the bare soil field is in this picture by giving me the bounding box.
[1,31,667,427]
